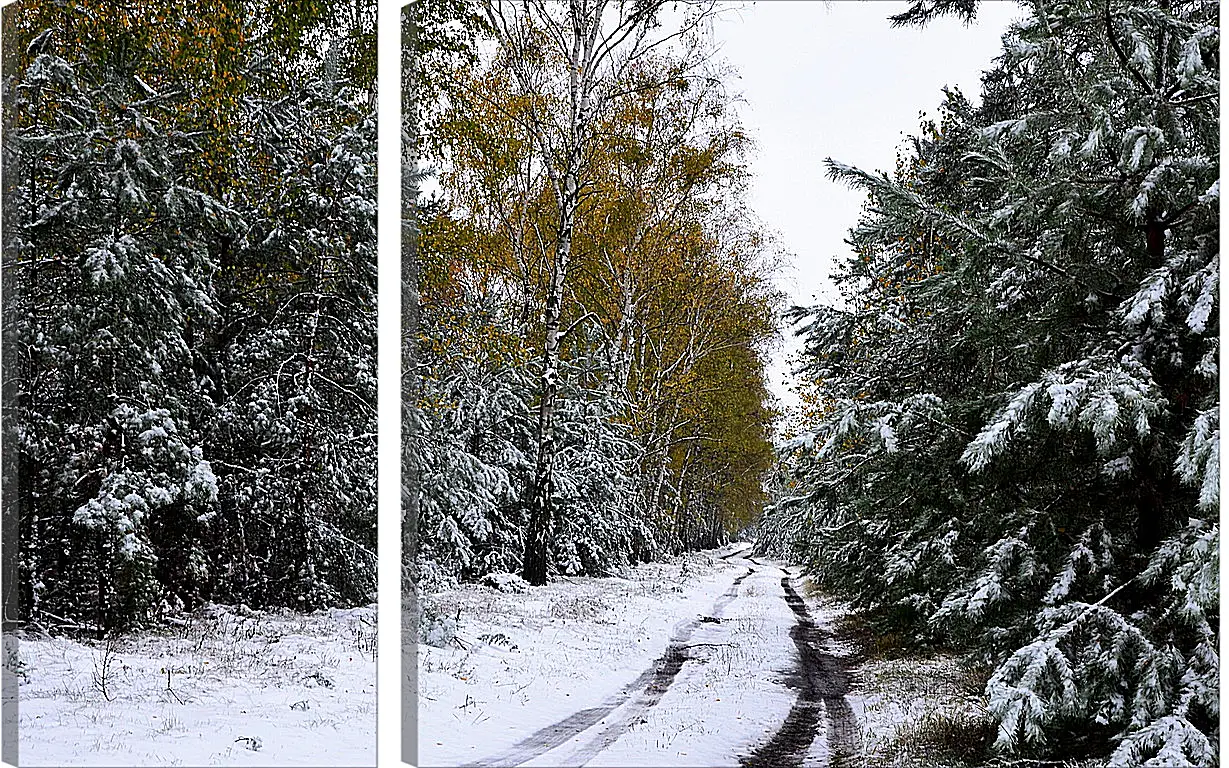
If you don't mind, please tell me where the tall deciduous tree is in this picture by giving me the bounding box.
[479,0,719,585]
[412,0,780,586]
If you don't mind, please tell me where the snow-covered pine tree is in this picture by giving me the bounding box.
[550,339,657,576]
[6,40,225,630]
[413,312,534,587]
[6,2,379,627]
[410,263,656,585]
[767,0,1218,762]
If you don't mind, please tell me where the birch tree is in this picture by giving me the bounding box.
[481,0,718,584]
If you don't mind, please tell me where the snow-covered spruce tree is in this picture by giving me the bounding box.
[5,42,224,630]
[411,266,656,585]
[768,0,1217,762]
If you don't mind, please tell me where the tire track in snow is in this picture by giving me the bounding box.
[461,561,755,768]
[739,576,859,768]
[718,544,752,561]
[556,563,757,766]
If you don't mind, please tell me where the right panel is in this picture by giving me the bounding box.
[403,1,1221,766]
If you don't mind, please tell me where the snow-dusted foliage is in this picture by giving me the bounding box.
[7,46,226,628]
[765,0,1218,762]
[409,1,777,587]
[550,353,658,576]
[961,355,1165,471]
[5,5,376,630]
[206,79,377,610]
[412,332,533,586]
[988,518,1218,762]
[409,301,660,586]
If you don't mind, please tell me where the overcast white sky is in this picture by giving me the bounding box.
[709,0,1026,412]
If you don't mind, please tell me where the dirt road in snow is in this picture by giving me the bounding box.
[424,546,859,768]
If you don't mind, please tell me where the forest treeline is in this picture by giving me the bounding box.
[3,0,377,633]
[759,0,1218,764]
[406,0,781,588]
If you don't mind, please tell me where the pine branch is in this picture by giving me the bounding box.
[1104,0,1156,95]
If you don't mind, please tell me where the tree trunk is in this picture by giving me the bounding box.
[522,173,579,586]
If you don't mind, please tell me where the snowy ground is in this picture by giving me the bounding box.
[13,603,377,766]
[845,652,993,767]
[417,546,856,767]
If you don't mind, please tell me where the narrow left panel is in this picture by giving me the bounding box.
[1,1,378,764]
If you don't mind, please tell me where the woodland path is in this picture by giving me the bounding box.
[453,547,860,768]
